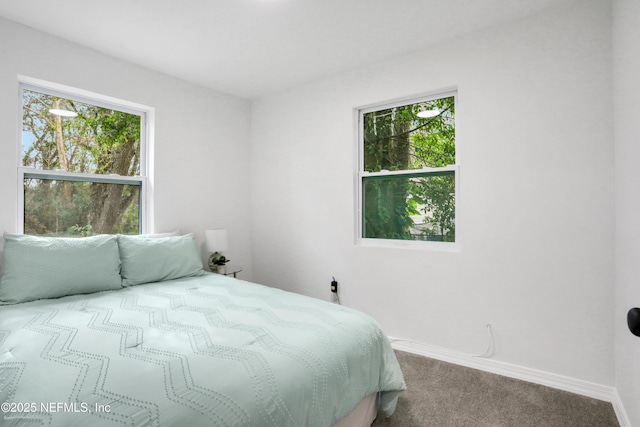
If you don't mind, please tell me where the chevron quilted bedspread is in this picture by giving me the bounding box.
[0,273,406,427]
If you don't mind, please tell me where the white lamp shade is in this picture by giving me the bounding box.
[205,229,228,252]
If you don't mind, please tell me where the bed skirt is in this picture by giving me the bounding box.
[333,393,378,427]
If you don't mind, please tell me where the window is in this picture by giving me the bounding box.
[357,91,457,247]
[19,81,150,236]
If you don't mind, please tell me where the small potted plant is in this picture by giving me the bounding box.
[209,254,230,275]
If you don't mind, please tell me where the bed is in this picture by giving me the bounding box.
[0,233,405,426]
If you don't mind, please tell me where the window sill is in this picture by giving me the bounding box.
[356,237,461,252]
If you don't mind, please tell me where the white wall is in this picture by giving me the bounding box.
[250,0,614,386]
[0,18,254,279]
[1,0,628,411]
[613,0,640,424]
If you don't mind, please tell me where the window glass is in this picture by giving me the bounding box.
[21,86,145,236]
[363,96,455,172]
[22,89,141,175]
[359,94,456,243]
[23,178,140,236]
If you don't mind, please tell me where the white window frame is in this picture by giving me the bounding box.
[16,76,154,234]
[355,90,460,251]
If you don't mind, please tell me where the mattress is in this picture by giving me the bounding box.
[0,273,405,426]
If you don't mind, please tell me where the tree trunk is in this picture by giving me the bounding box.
[90,137,139,233]
[52,99,73,206]
[362,107,413,239]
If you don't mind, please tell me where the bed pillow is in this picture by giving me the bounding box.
[118,233,205,286]
[0,233,122,304]
[140,230,180,238]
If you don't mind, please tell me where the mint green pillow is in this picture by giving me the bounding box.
[0,233,122,304]
[118,234,205,286]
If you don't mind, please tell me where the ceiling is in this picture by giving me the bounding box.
[0,0,578,99]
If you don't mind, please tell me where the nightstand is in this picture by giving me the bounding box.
[223,265,243,278]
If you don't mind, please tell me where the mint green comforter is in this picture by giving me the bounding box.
[0,274,405,426]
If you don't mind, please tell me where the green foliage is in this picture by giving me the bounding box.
[213,255,230,266]
[84,110,141,175]
[362,96,456,241]
[22,90,141,236]
[68,224,92,237]
[363,176,415,239]
[208,254,230,272]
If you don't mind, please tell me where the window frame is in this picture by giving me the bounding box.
[355,90,460,251]
[16,77,153,235]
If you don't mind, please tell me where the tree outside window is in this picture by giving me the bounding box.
[21,86,146,236]
[359,93,456,243]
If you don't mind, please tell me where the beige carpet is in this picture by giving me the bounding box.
[372,351,619,427]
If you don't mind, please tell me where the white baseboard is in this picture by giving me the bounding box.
[611,388,632,427]
[389,337,615,403]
